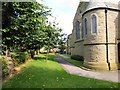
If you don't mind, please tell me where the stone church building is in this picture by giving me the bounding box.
[67,1,120,71]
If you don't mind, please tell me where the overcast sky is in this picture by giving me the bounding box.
[36,0,120,35]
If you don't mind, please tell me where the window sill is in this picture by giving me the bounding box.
[75,39,84,43]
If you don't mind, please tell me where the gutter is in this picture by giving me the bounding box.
[82,7,120,17]
[105,8,111,70]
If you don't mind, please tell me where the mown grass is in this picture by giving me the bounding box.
[2,54,120,88]
[62,54,71,57]
[60,54,85,69]
[64,58,84,68]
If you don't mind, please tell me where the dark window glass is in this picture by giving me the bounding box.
[76,21,80,40]
[92,15,97,33]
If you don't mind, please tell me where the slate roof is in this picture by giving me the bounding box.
[85,0,119,12]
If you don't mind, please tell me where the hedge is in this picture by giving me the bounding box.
[71,55,84,61]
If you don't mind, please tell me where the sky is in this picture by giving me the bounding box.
[36,0,80,35]
[36,0,120,35]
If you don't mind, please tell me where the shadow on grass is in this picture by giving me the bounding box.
[33,54,84,69]
[32,53,58,61]
[33,56,45,60]
[48,54,58,61]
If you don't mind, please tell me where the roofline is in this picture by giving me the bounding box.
[73,2,83,22]
[82,7,120,16]
[68,34,72,37]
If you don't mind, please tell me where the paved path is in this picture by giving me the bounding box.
[58,54,70,59]
[54,57,120,83]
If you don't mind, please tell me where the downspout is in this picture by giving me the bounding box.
[105,8,111,70]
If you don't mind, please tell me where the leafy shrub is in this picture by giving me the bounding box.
[11,52,29,66]
[19,52,29,63]
[11,52,18,59]
[71,55,84,61]
[12,58,20,66]
[59,51,66,54]
[11,52,20,66]
[2,51,29,78]
[1,56,9,78]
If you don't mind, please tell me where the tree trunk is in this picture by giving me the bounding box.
[45,44,50,62]
[30,50,34,58]
[37,50,40,55]
[45,49,49,62]
[36,50,39,55]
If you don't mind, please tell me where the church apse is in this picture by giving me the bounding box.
[69,1,120,71]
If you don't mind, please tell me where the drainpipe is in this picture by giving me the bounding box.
[105,8,111,70]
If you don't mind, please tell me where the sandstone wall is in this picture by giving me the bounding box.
[107,10,119,70]
[71,28,76,55]
[83,9,106,44]
[71,2,119,70]
[108,45,118,70]
[105,10,119,70]
[107,10,118,43]
[83,45,109,70]
[74,41,84,56]
[83,9,118,70]
[72,2,87,56]
[118,1,120,69]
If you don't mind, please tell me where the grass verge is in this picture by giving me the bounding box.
[64,58,84,68]
[59,54,88,70]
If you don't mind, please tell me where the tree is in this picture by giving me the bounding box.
[43,22,60,61]
[2,1,67,60]
[58,32,67,54]
[2,2,51,58]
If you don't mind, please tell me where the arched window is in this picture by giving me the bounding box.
[76,21,80,40]
[82,20,84,39]
[84,18,88,36]
[92,15,97,34]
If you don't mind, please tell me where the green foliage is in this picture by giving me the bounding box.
[19,52,29,63]
[71,55,84,61]
[44,25,60,49]
[11,53,20,66]
[1,56,9,78]
[11,52,29,66]
[58,33,67,54]
[2,2,51,55]
[2,2,64,59]
[64,56,84,69]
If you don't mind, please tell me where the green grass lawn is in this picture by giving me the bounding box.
[62,54,71,57]
[60,54,86,69]
[2,54,120,88]
[64,58,84,68]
